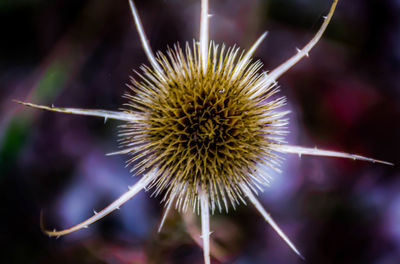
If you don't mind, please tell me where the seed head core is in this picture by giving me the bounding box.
[121,42,288,212]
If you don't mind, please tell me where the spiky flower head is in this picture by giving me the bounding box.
[16,0,392,263]
[122,42,287,213]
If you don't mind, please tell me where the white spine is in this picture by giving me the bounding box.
[264,0,338,87]
[15,101,140,122]
[271,144,393,165]
[158,191,177,233]
[129,0,165,81]
[232,32,268,80]
[200,191,211,264]
[240,183,304,259]
[41,172,156,237]
[200,0,209,73]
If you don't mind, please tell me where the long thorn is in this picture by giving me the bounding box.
[241,183,305,260]
[158,192,176,233]
[200,0,209,73]
[128,0,165,80]
[272,144,393,166]
[15,100,140,122]
[232,31,268,80]
[41,175,154,237]
[265,0,338,85]
[200,191,211,264]
[183,212,226,262]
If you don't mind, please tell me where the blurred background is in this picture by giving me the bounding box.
[1,0,399,263]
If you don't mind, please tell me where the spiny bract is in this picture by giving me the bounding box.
[122,42,287,213]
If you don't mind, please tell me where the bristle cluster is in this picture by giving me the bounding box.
[120,42,288,213]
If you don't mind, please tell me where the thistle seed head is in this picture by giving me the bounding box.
[19,1,388,261]
[121,42,288,213]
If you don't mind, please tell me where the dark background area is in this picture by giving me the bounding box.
[1,0,399,263]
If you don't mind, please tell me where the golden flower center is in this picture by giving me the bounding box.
[122,43,286,211]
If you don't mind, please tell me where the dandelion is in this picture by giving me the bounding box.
[16,0,392,263]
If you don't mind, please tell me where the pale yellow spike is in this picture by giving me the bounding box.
[41,174,154,237]
[272,144,393,165]
[200,0,210,73]
[200,191,211,264]
[231,31,268,80]
[158,191,177,233]
[128,0,166,81]
[265,0,338,86]
[15,100,139,122]
[240,183,304,260]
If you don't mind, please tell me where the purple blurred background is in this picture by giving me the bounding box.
[1,0,399,263]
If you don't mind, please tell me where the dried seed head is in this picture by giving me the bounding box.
[121,42,288,212]
[19,1,390,262]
